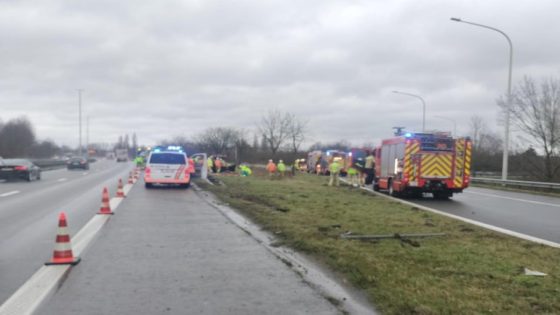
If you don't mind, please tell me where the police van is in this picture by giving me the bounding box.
[144,146,194,188]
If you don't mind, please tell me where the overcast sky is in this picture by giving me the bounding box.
[1,0,560,148]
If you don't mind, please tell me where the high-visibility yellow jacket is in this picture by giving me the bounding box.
[329,161,341,173]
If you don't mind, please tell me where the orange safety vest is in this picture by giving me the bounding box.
[266,162,277,173]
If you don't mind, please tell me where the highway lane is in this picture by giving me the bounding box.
[401,186,560,243]
[0,159,134,304]
[40,182,342,315]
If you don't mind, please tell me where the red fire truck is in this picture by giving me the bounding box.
[374,132,472,199]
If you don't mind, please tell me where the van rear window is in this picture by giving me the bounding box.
[149,153,186,164]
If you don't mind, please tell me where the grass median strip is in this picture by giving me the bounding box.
[197,173,560,314]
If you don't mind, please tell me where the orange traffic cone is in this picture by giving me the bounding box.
[97,187,113,215]
[45,212,80,265]
[116,179,126,198]
[128,172,134,184]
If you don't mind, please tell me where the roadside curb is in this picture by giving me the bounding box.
[192,183,378,315]
[339,178,560,249]
[0,173,136,315]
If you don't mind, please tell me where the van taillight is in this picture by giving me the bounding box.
[15,166,27,171]
[145,167,151,175]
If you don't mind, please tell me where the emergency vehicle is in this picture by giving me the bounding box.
[307,150,348,175]
[374,132,472,199]
[144,146,195,188]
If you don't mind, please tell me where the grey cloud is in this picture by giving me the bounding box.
[1,0,560,148]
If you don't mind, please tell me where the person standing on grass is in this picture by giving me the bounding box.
[365,150,375,186]
[207,156,214,173]
[277,160,286,177]
[215,157,223,173]
[328,157,342,187]
[347,164,359,187]
[266,159,277,178]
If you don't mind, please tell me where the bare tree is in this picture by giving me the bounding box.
[0,116,36,158]
[469,115,488,152]
[258,109,292,156]
[195,127,243,156]
[499,76,560,180]
[286,113,307,154]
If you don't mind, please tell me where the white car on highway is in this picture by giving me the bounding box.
[144,146,194,188]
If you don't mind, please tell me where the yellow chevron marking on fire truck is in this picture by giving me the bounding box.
[404,142,420,182]
[465,141,472,177]
[454,140,465,187]
[421,154,452,177]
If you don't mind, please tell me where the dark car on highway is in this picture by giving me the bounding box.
[67,157,90,170]
[0,159,42,181]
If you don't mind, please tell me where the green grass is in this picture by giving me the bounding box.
[197,172,560,315]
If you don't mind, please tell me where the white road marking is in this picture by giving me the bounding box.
[57,178,67,182]
[465,190,560,208]
[82,172,89,176]
[0,190,20,197]
[339,178,560,248]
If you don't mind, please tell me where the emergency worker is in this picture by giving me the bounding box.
[266,159,277,178]
[207,156,214,173]
[134,155,144,168]
[239,164,252,177]
[215,157,223,173]
[363,150,375,186]
[328,157,342,187]
[277,160,286,177]
[347,164,360,187]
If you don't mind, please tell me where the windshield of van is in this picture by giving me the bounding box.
[149,153,186,164]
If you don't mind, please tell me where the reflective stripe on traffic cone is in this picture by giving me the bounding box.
[97,187,114,215]
[116,179,126,198]
[128,172,134,184]
[45,212,80,265]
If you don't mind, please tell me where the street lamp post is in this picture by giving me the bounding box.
[78,89,83,156]
[86,116,90,159]
[392,91,426,132]
[435,115,457,136]
[450,17,513,181]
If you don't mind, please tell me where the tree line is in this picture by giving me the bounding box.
[471,75,560,181]
[0,116,63,158]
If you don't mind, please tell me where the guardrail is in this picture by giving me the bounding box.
[31,159,67,170]
[471,177,560,192]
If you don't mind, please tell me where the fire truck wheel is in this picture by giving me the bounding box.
[433,191,451,200]
[388,180,398,197]
[373,180,380,192]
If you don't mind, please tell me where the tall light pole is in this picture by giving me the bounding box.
[450,17,513,181]
[392,91,426,132]
[78,89,83,156]
[86,116,90,158]
[435,115,457,136]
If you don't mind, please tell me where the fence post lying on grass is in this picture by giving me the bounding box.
[340,233,446,240]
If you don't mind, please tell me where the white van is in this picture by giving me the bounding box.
[115,149,128,162]
[144,149,194,188]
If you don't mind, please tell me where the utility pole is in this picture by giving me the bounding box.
[78,89,83,156]
[86,116,90,158]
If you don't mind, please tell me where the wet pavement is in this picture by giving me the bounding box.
[39,183,340,314]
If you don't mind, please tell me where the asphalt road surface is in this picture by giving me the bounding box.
[0,159,133,304]
[39,182,340,315]
[403,186,560,243]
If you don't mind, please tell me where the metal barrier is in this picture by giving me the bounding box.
[471,177,560,191]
